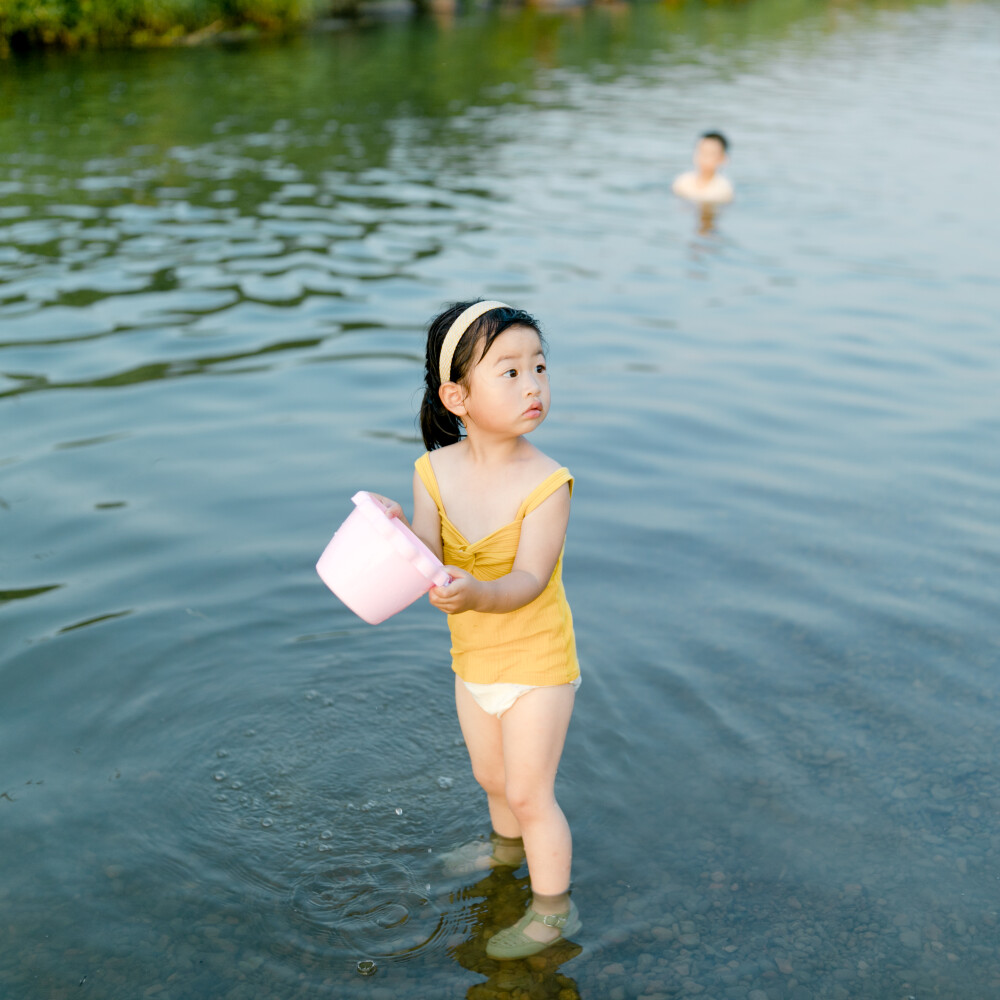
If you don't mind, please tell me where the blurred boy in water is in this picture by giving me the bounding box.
[672,132,734,204]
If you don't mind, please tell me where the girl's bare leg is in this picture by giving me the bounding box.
[500,684,575,895]
[454,675,520,839]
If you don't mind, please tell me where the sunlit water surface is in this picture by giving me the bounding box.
[2,2,999,998]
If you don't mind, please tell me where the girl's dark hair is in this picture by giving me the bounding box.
[419,300,543,451]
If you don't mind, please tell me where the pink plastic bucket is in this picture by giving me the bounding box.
[316,491,451,624]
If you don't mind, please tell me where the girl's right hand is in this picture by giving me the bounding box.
[428,566,482,615]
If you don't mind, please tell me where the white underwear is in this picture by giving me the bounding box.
[462,676,581,719]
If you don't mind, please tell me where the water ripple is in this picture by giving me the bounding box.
[289,856,452,961]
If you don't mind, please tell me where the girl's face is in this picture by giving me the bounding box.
[460,324,550,437]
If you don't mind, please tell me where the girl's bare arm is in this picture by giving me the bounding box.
[429,483,570,615]
[410,468,444,562]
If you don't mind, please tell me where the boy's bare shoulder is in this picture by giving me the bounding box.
[672,170,696,196]
[711,175,734,201]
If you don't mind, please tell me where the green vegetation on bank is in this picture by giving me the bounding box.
[0,0,356,53]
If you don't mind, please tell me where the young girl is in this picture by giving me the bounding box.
[374,299,581,960]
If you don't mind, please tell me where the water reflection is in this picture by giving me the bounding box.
[697,201,720,236]
[0,583,63,604]
[57,609,133,633]
[449,870,583,1000]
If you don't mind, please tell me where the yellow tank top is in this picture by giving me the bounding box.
[415,453,580,686]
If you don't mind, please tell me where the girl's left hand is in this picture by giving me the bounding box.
[428,567,482,615]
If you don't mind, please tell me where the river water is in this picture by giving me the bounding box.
[2,2,998,998]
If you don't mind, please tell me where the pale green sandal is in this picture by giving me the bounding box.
[486,900,581,960]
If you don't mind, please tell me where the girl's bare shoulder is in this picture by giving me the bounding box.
[517,444,564,486]
[427,441,466,472]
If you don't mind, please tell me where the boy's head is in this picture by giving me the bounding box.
[694,132,729,176]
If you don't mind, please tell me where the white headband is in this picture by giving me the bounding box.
[438,300,511,385]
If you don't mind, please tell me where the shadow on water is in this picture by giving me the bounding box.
[2,0,1000,998]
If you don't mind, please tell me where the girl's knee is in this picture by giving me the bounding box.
[472,763,506,798]
[504,782,555,822]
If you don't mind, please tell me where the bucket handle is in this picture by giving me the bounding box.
[389,528,452,586]
[351,491,451,587]
[415,556,452,588]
